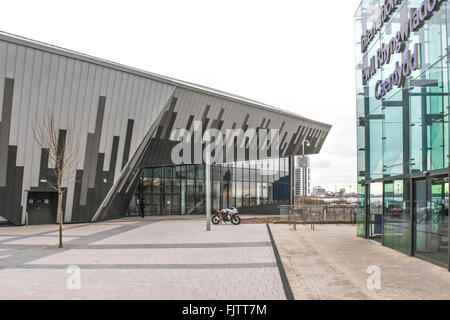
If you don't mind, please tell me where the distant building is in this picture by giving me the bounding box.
[294,156,310,197]
[312,186,326,198]
[338,188,346,198]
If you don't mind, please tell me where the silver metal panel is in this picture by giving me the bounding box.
[0,41,7,122]
[29,51,51,188]
[0,31,331,129]
[109,73,130,171]
[135,79,151,148]
[16,48,35,167]
[9,45,25,147]
[5,43,16,79]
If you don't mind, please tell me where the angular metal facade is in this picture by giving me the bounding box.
[0,32,331,225]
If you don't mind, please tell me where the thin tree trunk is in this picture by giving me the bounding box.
[58,169,63,249]
[58,191,63,248]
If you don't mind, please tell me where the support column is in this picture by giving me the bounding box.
[401,88,414,256]
[409,178,414,257]
[447,109,450,271]
[205,161,211,232]
[289,156,294,206]
[364,87,371,240]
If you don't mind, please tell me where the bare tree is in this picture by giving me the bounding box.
[32,112,79,248]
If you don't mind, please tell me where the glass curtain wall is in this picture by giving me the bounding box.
[129,158,290,216]
[383,180,410,254]
[415,177,449,266]
[357,183,366,238]
[369,182,384,241]
[355,0,449,267]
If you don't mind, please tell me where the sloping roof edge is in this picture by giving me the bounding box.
[0,30,331,130]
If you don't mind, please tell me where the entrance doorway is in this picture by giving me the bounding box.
[414,177,449,267]
[26,192,57,225]
[369,182,383,242]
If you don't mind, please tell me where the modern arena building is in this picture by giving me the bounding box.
[0,31,331,226]
[355,0,449,269]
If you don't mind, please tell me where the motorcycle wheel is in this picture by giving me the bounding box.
[231,215,241,225]
[211,215,221,225]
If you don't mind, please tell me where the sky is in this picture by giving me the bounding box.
[0,0,362,193]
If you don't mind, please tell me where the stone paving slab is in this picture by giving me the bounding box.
[45,224,126,237]
[26,247,276,265]
[0,237,15,241]
[4,236,79,245]
[0,218,286,300]
[0,226,63,236]
[270,224,450,300]
[0,268,285,300]
[92,220,271,245]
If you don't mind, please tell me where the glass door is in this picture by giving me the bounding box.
[414,177,449,267]
[369,182,383,242]
[383,180,410,254]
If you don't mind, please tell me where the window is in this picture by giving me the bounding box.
[383,180,410,254]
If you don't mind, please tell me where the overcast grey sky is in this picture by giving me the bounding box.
[0,0,362,192]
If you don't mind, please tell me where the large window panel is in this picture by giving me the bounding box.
[357,183,366,238]
[236,181,242,208]
[369,182,383,241]
[382,100,403,177]
[414,177,449,267]
[383,180,410,254]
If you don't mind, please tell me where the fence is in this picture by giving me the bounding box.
[279,204,357,226]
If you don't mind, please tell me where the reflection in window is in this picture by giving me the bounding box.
[132,158,291,215]
[383,180,410,254]
[415,177,449,266]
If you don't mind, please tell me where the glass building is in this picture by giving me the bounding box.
[355,0,449,269]
[128,158,290,215]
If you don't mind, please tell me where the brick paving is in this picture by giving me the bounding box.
[271,223,450,300]
[3,219,448,300]
[0,218,286,300]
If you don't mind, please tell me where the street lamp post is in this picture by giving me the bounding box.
[300,140,311,228]
[302,139,311,158]
[300,139,311,201]
[205,148,212,232]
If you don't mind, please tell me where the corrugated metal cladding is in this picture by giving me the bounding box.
[0,32,331,225]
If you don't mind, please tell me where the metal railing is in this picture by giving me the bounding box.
[279,204,357,230]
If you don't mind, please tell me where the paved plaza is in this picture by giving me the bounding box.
[1,218,450,300]
[0,218,286,300]
[271,223,450,300]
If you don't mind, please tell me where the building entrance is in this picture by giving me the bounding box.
[414,177,449,267]
[26,192,57,225]
[369,182,383,242]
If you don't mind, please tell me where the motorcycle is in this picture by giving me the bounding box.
[211,207,241,225]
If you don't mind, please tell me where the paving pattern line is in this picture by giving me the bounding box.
[3,262,278,270]
[266,223,294,300]
[0,220,160,271]
[80,242,272,249]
